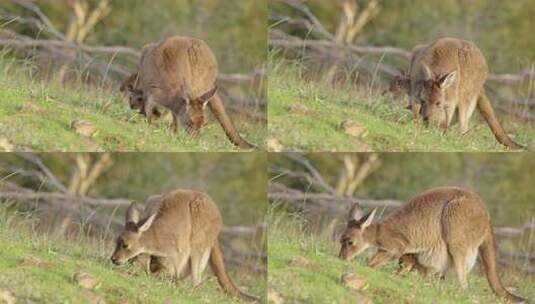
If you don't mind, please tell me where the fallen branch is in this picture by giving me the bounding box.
[9,0,66,40]
[0,186,131,208]
[281,153,338,195]
[269,182,403,215]
[0,38,140,57]
[221,223,267,237]
[16,153,69,193]
[495,222,535,237]
[277,0,335,41]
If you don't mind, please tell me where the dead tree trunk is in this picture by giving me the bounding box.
[326,0,381,84]
[56,0,112,83]
[334,153,381,197]
[58,153,112,235]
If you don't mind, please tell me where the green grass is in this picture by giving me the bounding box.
[0,57,265,152]
[0,206,266,304]
[268,209,534,303]
[268,57,535,152]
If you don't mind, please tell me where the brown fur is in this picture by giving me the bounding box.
[186,86,219,134]
[409,38,523,149]
[339,187,525,303]
[122,36,255,149]
[120,72,164,119]
[382,44,427,109]
[111,190,258,302]
[127,195,174,277]
[383,73,410,99]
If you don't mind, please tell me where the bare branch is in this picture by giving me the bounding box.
[269,181,403,215]
[9,0,66,40]
[16,153,69,193]
[0,183,130,208]
[221,223,267,237]
[0,37,140,57]
[283,153,337,195]
[270,30,411,59]
[277,0,335,41]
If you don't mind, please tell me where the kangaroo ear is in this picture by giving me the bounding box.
[126,201,141,224]
[359,208,377,229]
[202,99,211,109]
[138,213,157,232]
[120,73,138,92]
[438,70,457,89]
[422,63,433,80]
[348,203,364,221]
[199,86,218,109]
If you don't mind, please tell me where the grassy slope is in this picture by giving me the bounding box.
[0,209,266,304]
[268,211,534,304]
[268,59,535,152]
[0,61,265,152]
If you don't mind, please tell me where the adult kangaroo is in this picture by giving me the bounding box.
[111,189,258,302]
[339,186,526,303]
[122,36,255,149]
[409,37,524,149]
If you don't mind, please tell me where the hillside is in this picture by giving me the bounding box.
[0,206,266,304]
[268,210,534,303]
[268,59,534,152]
[0,62,265,152]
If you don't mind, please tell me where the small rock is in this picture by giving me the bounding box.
[340,120,366,138]
[341,272,366,291]
[73,271,99,290]
[0,289,15,304]
[84,291,106,304]
[267,138,284,152]
[0,138,15,152]
[19,102,45,114]
[70,120,97,137]
[289,102,311,115]
[267,288,284,304]
[289,256,312,268]
[21,256,52,268]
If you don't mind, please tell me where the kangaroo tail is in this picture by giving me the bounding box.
[208,93,256,149]
[209,240,259,302]
[479,229,526,303]
[477,92,524,150]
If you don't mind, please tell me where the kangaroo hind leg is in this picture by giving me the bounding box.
[190,248,211,287]
[458,96,478,134]
[170,249,191,284]
[448,246,471,289]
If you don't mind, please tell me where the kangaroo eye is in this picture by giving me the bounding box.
[347,241,354,246]
[122,243,129,249]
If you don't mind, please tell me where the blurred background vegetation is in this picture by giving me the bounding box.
[1,0,266,78]
[270,152,535,226]
[270,0,535,73]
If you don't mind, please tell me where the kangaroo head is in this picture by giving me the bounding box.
[111,202,157,265]
[120,73,146,113]
[185,86,218,134]
[338,205,377,261]
[418,64,457,121]
[387,72,410,95]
